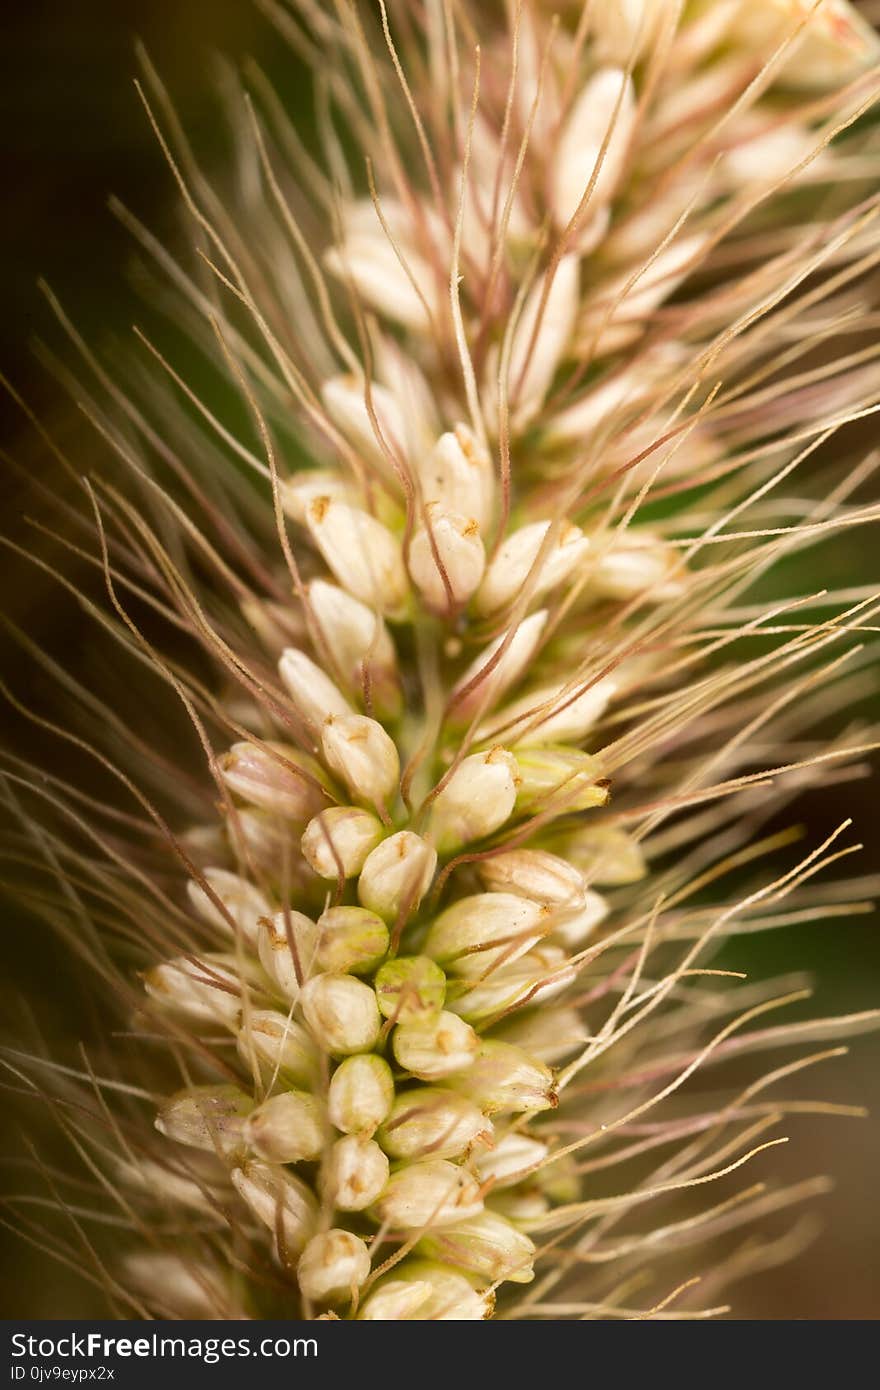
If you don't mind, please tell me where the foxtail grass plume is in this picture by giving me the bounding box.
[4,0,880,1320]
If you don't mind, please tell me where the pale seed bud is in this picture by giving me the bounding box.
[324,1134,389,1210]
[475,1133,548,1187]
[357,830,437,921]
[280,470,354,525]
[408,505,486,610]
[218,742,327,821]
[244,1091,327,1164]
[144,955,244,1025]
[122,1252,231,1320]
[373,1158,484,1229]
[421,425,495,534]
[423,893,551,978]
[231,1161,317,1260]
[358,1259,492,1320]
[495,1004,588,1063]
[278,648,352,730]
[427,747,518,852]
[514,747,609,814]
[556,824,647,885]
[450,610,548,722]
[230,808,310,883]
[299,973,382,1055]
[477,848,586,913]
[314,906,389,976]
[327,1053,395,1135]
[257,911,317,999]
[236,1010,318,1088]
[301,806,384,879]
[489,1188,550,1222]
[374,955,446,1025]
[321,374,406,474]
[448,1040,557,1114]
[590,532,682,601]
[448,945,576,1024]
[392,1010,480,1081]
[551,69,635,230]
[418,1210,536,1284]
[479,675,617,748]
[508,256,580,422]
[305,496,407,616]
[156,1086,253,1156]
[306,579,400,716]
[378,1087,492,1161]
[321,713,400,809]
[549,890,609,950]
[297,1229,371,1305]
[589,0,666,64]
[475,520,589,617]
[324,201,436,333]
[187,868,272,948]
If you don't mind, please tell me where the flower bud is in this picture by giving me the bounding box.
[489,1187,549,1223]
[551,69,635,230]
[301,806,384,879]
[156,1086,253,1156]
[392,1010,480,1081]
[357,831,437,921]
[375,955,446,1025]
[418,1210,535,1284]
[324,200,436,333]
[450,610,548,722]
[475,520,589,617]
[477,848,586,913]
[423,893,551,978]
[448,1040,557,1114]
[236,1010,318,1088]
[549,889,609,950]
[514,747,609,814]
[478,675,617,747]
[280,470,354,524]
[448,945,576,1024]
[144,955,245,1025]
[508,256,580,422]
[321,713,400,809]
[420,425,495,534]
[300,973,382,1054]
[122,1252,232,1320]
[590,532,682,601]
[314,906,389,976]
[475,1133,548,1187]
[555,824,647,885]
[378,1088,492,1161]
[278,647,352,730]
[327,1053,395,1134]
[257,911,318,999]
[358,1259,492,1320]
[297,1228,371,1305]
[229,808,311,884]
[426,748,518,852]
[306,579,400,716]
[231,1161,317,1259]
[244,1090,327,1164]
[589,0,666,64]
[373,1159,484,1229]
[321,374,407,474]
[324,1134,389,1210]
[187,868,272,948]
[304,495,408,615]
[408,505,486,610]
[495,1005,587,1063]
[218,742,328,821]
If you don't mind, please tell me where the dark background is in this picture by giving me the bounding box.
[0,1,878,1320]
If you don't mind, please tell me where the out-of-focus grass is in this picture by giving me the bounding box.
[0,0,877,1320]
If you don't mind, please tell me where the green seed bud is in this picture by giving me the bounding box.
[374,955,446,1024]
[378,1087,493,1161]
[514,746,608,815]
[422,893,551,978]
[357,830,437,920]
[297,1229,371,1305]
[392,1010,479,1080]
[447,945,575,1024]
[552,824,646,884]
[324,1134,389,1210]
[327,1054,395,1134]
[156,1085,253,1156]
[244,1091,327,1163]
[314,906,389,975]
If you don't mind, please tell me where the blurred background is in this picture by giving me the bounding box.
[0,1,878,1319]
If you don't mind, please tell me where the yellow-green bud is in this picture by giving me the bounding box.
[553,824,647,885]
[327,1054,395,1134]
[373,1158,484,1229]
[423,893,551,978]
[300,973,382,1054]
[314,906,389,976]
[447,945,575,1024]
[448,1040,557,1115]
[236,1009,318,1088]
[392,1010,479,1081]
[417,1210,536,1284]
[324,1134,389,1210]
[156,1086,253,1156]
[426,748,518,852]
[231,1161,317,1260]
[374,955,446,1025]
[357,830,437,920]
[378,1087,493,1161]
[514,747,608,814]
[297,1228,371,1305]
[358,1259,493,1320]
[301,806,384,879]
[244,1091,327,1163]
